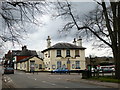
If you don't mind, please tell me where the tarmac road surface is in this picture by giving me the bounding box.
[2,70,114,88]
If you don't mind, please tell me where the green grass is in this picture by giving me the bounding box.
[88,76,120,83]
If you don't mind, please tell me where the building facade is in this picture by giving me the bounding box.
[42,36,86,71]
[13,46,38,69]
[17,56,44,72]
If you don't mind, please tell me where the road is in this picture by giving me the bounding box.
[2,70,110,88]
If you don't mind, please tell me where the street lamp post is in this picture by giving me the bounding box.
[89,55,92,77]
[89,55,95,77]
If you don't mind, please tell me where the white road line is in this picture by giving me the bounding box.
[42,81,56,86]
[51,84,56,85]
[42,81,46,83]
[65,87,69,88]
[56,78,61,79]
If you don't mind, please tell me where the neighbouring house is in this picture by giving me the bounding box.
[13,46,38,69]
[17,56,44,72]
[3,46,38,69]
[3,50,13,67]
[41,36,86,71]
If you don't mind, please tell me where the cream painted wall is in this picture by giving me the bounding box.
[43,49,86,71]
[28,57,44,72]
[17,57,44,72]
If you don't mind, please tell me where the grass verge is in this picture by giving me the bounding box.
[87,76,120,83]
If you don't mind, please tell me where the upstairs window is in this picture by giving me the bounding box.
[48,51,50,58]
[66,50,70,57]
[75,50,80,57]
[57,50,61,57]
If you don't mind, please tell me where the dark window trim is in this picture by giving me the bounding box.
[75,55,80,57]
[75,50,80,57]
[56,50,61,57]
[66,50,70,57]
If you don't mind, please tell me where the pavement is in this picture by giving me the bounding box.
[1,71,120,89]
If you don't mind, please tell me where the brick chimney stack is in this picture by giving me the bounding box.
[77,36,82,47]
[46,36,51,48]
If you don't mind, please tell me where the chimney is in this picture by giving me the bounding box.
[73,38,77,45]
[46,36,51,48]
[77,36,82,47]
[22,45,27,50]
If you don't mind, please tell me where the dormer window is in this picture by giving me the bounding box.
[66,50,70,57]
[56,50,61,57]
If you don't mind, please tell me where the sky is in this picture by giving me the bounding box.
[0,1,113,58]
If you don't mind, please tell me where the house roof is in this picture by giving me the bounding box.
[42,43,86,53]
[20,50,37,56]
[12,50,22,56]
[12,50,37,56]
[18,56,43,63]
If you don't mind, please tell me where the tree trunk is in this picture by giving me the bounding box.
[112,1,120,80]
[113,49,120,79]
[116,1,120,80]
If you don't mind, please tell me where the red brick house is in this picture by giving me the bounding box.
[4,46,37,69]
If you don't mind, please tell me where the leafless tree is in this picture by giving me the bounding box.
[55,0,120,79]
[0,1,48,47]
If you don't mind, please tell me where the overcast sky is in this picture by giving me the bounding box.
[1,1,113,58]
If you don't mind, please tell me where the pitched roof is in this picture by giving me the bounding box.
[20,50,37,56]
[12,50,37,56]
[12,50,22,56]
[42,43,86,53]
[18,56,43,63]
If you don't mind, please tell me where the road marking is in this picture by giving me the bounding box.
[42,81,56,86]
[42,81,46,83]
[51,84,56,85]
[56,78,61,79]
[35,79,36,80]
[65,87,69,88]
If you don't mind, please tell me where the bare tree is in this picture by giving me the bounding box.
[0,1,48,46]
[55,0,120,79]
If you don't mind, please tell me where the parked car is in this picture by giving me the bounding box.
[99,68,114,73]
[4,67,14,74]
[52,68,70,73]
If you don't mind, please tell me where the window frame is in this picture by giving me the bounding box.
[75,50,80,57]
[75,61,80,69]
[56,50,61,57]
[66,49,71,57]
[39,64,42,69]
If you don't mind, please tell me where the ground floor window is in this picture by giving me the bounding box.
[24,63,26,68]
[39,64,42,69]
[72,64,75,69]
[30,61,35,71]
[52,65,56,69]
[75,61,80,69]
[62,64,66,69]
[35,64,38,68]
[57,61,61,69]
[20,63,22,69]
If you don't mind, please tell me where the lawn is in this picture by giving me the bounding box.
[88,76,120,83]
